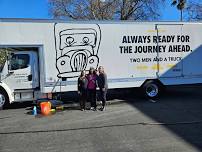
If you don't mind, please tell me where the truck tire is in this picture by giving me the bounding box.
[142,81,161,99]
[0,90,9,110]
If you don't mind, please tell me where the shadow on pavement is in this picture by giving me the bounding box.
[126,86,202,151]
[6,101,33,110]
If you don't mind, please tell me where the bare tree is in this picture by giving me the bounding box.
[49,0,165,20]
[49,0,117,20]
[186,1,202,20]
[115,0,165,20]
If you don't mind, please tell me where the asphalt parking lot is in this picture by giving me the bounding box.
[1,86,202,152]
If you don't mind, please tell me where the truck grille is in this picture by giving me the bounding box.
[72,52,87,71]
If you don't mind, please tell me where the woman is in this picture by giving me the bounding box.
[87,67,97,111]
[97,66,108,111]
[78,70,88,111]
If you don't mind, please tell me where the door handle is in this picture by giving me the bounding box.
[28,75,32,81]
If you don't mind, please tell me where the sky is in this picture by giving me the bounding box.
[0,0,181,21]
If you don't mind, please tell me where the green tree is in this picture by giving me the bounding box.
[0,49,7,72]
[171,0,186,21]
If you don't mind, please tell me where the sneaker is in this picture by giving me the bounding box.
[100,106,106,111]
[81,109,84,111]
[92,108,97,111]
[90,107,94,110]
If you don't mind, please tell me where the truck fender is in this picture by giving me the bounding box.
[0,83,14,104]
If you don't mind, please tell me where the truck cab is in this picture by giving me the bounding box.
[0,48,39,109]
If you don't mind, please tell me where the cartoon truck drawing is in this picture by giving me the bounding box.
[54,23,101,78]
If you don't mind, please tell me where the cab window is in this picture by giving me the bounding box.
[10,54,30,70]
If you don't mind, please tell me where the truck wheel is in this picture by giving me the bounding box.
[0,91,9,110]
[142,81,161,99]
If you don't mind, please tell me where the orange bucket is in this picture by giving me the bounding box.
[40,102,51,115]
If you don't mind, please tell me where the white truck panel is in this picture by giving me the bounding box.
[0,20,202,94]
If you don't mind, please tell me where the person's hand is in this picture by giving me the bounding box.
[78,91,81,95]
[102,88,105,91]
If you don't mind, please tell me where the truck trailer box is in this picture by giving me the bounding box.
[0,19,202,108]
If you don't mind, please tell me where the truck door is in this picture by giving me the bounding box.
[4,51,39,90]
[156,24,183,78]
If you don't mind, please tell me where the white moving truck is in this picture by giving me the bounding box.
[0,18,202,108]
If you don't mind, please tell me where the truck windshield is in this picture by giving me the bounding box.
[0,49,7,73]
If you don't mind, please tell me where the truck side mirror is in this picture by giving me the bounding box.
[7,62,12,73]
